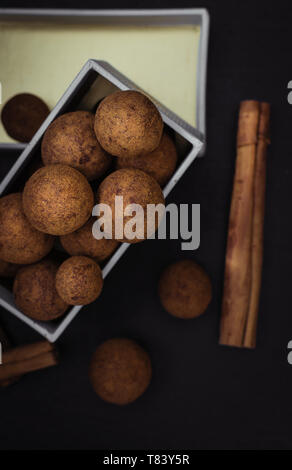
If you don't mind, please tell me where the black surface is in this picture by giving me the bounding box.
[0,0,292,451]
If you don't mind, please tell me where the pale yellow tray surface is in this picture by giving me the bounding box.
[0,23,200,143]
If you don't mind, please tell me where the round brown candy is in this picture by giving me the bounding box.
[94,90,163,158]
[116,132,178,187]
[0,193,54,264]
[42,111,111,181]
[60,218,119,263]
[13,259,68,321]
[89,338,152,405]
[158,260,212,319]
[55,256,103,305]
[22,164,94,236]
[1,93,49,143]
[97,168,165,243]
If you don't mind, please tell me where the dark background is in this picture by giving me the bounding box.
[0,0,291,451]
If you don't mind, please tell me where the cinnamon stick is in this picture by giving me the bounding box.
[3,340,54,364]
[220,101,260,347]
[243,102,270,348]
[0,341,58,382]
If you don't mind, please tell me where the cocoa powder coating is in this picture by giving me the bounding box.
[13,259,68,321]
[158,260,212,319]
[0,193,54,264]
[97,168,165,243]
[60,217,119,263]
[22,164,94,236]
[89,338,152,405]
[116,132,178,186]
[1,93,49,143]
[94,90,163,158]
[42,111,111,181]
[55,256,103,305]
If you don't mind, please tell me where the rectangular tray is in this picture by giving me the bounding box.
[0,8,209,150]
[0,59,204,342]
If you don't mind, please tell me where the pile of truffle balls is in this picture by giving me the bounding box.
[0,90,212,405]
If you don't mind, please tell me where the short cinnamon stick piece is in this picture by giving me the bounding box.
[243,102,270,348]
[0,341,58,382]
[220,101,260,347]
[3,340,54,364]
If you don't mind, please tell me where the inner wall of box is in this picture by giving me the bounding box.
[0,22,200,143]
[0,70,192,330]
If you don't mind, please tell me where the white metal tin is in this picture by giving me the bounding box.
[0,59,204,342]
[0,8,209,150]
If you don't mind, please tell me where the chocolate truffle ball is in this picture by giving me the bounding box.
[13,259,68,321]
[89,338,152,405]
[1,93,49,143]
[41,111,111,181]
[60,217,119,263]
[0,259,21,278]
[56,256,103,305]
[158,260,212,319]
[97,168,165,243]
[116,132,178,187]
[94,90,163,158]
[0,193,54,264]
[22,164,94,236]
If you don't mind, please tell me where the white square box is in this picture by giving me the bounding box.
[0,60,204,341]
[0,8,209,149]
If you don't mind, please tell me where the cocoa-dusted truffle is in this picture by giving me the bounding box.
[55,256,103,305]
[13,259,68,321]
[60,218,119,263]
[0,259,21,278]
[89,338,152,405]
[158,260,212,319]
[42,111,111,181]
[116,132,178,187]
[0,193,54,264]
[22,164,94,236]
[1,93,49,143]
[97,168,165,243]
[94,90,163,158]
